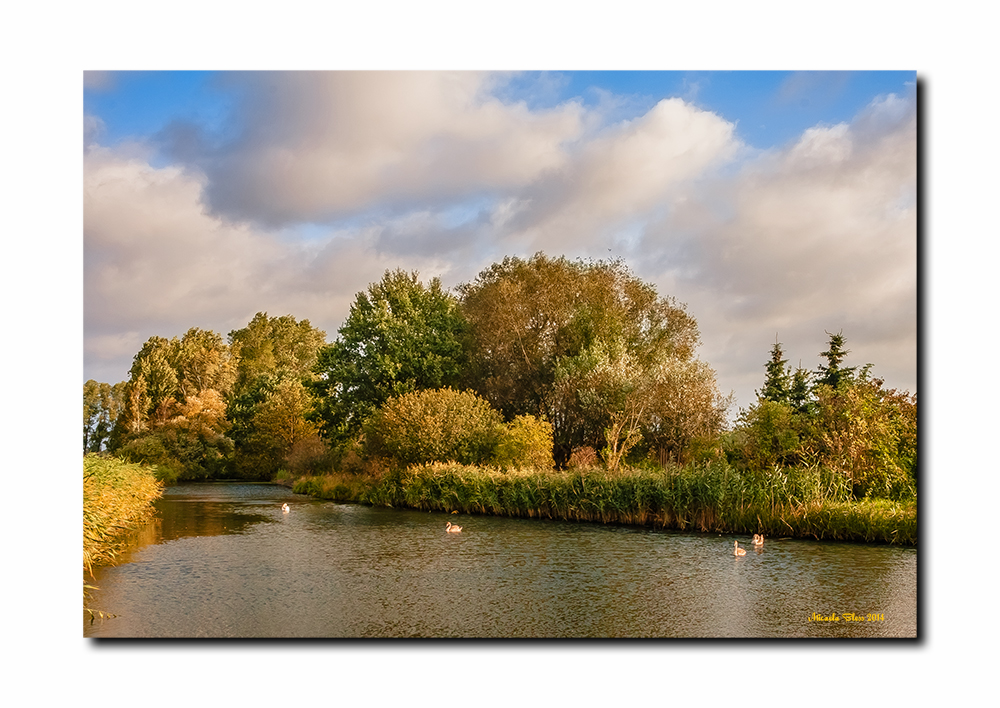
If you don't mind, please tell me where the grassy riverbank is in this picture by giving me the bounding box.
[293,461,916,545]
[84,454,163,574]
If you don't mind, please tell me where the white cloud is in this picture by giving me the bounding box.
[634,91,917,411]
[496,97,741,252]
[172,71,585,226]
[84,146,420,382]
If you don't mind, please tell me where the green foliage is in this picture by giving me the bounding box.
[731,332,917,501]
[229,372,322,479]
[494,415,555,470]
[311,270,468,444]
[84,380,127,452]
[292,460,915,545]
[228,312,327,397]
[815,330,858,390]
[807,376,917,499]
[759,340,791,404]
[729,401,805,469]
[363,387,504,467]
[116,390,235,482]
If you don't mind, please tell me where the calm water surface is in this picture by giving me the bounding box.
[84,483,917,638]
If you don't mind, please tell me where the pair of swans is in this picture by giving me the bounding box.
[734,534,765,556]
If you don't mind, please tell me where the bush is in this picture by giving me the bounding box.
[284,433,332,475]
[567,446,599,469]
[363,387,504,466]
[493,415,555,469]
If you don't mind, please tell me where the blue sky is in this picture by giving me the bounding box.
[86,69,914,154]
[84,70,917,415]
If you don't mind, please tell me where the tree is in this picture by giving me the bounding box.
[83,380,126,452]
[109,328,239,478]
[759,339,791,405]
[458,253,712,465]
[789,365,813,415]
[228,313,327,397]
[807,373,917,498]
[815,330,857,390]
[221,314,328,477]
[311,270,468,444]
[230,373,323,479]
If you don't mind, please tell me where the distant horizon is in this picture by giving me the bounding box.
[84,70,917,415]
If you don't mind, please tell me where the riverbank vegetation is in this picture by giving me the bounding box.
[84,252,916,544]
[293,462,915,545]
[83,454,162,574]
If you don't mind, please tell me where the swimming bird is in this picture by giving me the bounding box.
[734,540,746,556]
[446,522,463,533]
[752,534,764,547]
[282,503,290,513]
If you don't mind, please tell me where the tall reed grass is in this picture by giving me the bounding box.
[83,454,163,574]
[293,460,916,545]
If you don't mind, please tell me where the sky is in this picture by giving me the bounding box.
[83,70,917,415]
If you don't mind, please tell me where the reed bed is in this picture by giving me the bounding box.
[83,454,163,575]
[293,460,916,545]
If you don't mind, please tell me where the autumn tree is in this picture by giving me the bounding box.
[311,270,468,444]
[458,253,714,466]
[226,313,329,478]
[108,328,238,478]
[229,373,323,478]
[730,332,917,499]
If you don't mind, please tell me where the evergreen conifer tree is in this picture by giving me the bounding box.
[759,339,791,404]
[815,331,857,390]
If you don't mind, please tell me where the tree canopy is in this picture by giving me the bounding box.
[310,269,468,444]
[457,253,718,464]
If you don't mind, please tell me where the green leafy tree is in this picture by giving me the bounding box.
[311,270,468,444]
[493,415,555,470]
[226,313,328,477]
[117,388,234,481]
[83,380,126,452]
[730,400,803,470]
[228,313,327,397]
[234,374,323,479]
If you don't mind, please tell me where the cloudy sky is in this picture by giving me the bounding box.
[84,70,916,415]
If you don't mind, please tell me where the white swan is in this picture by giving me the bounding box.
[734,540,746,556]
[281,503,290,513]
[446,522,462,533]
[752,533,764,547]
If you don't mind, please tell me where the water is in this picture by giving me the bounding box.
[84,483,917,638]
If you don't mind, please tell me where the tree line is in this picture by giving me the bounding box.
[84,252,916,499]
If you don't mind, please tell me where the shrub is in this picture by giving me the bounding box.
[493,415,555,469]
[363,387,504,466]
[567,446,599,469]
[284,433,331,475]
